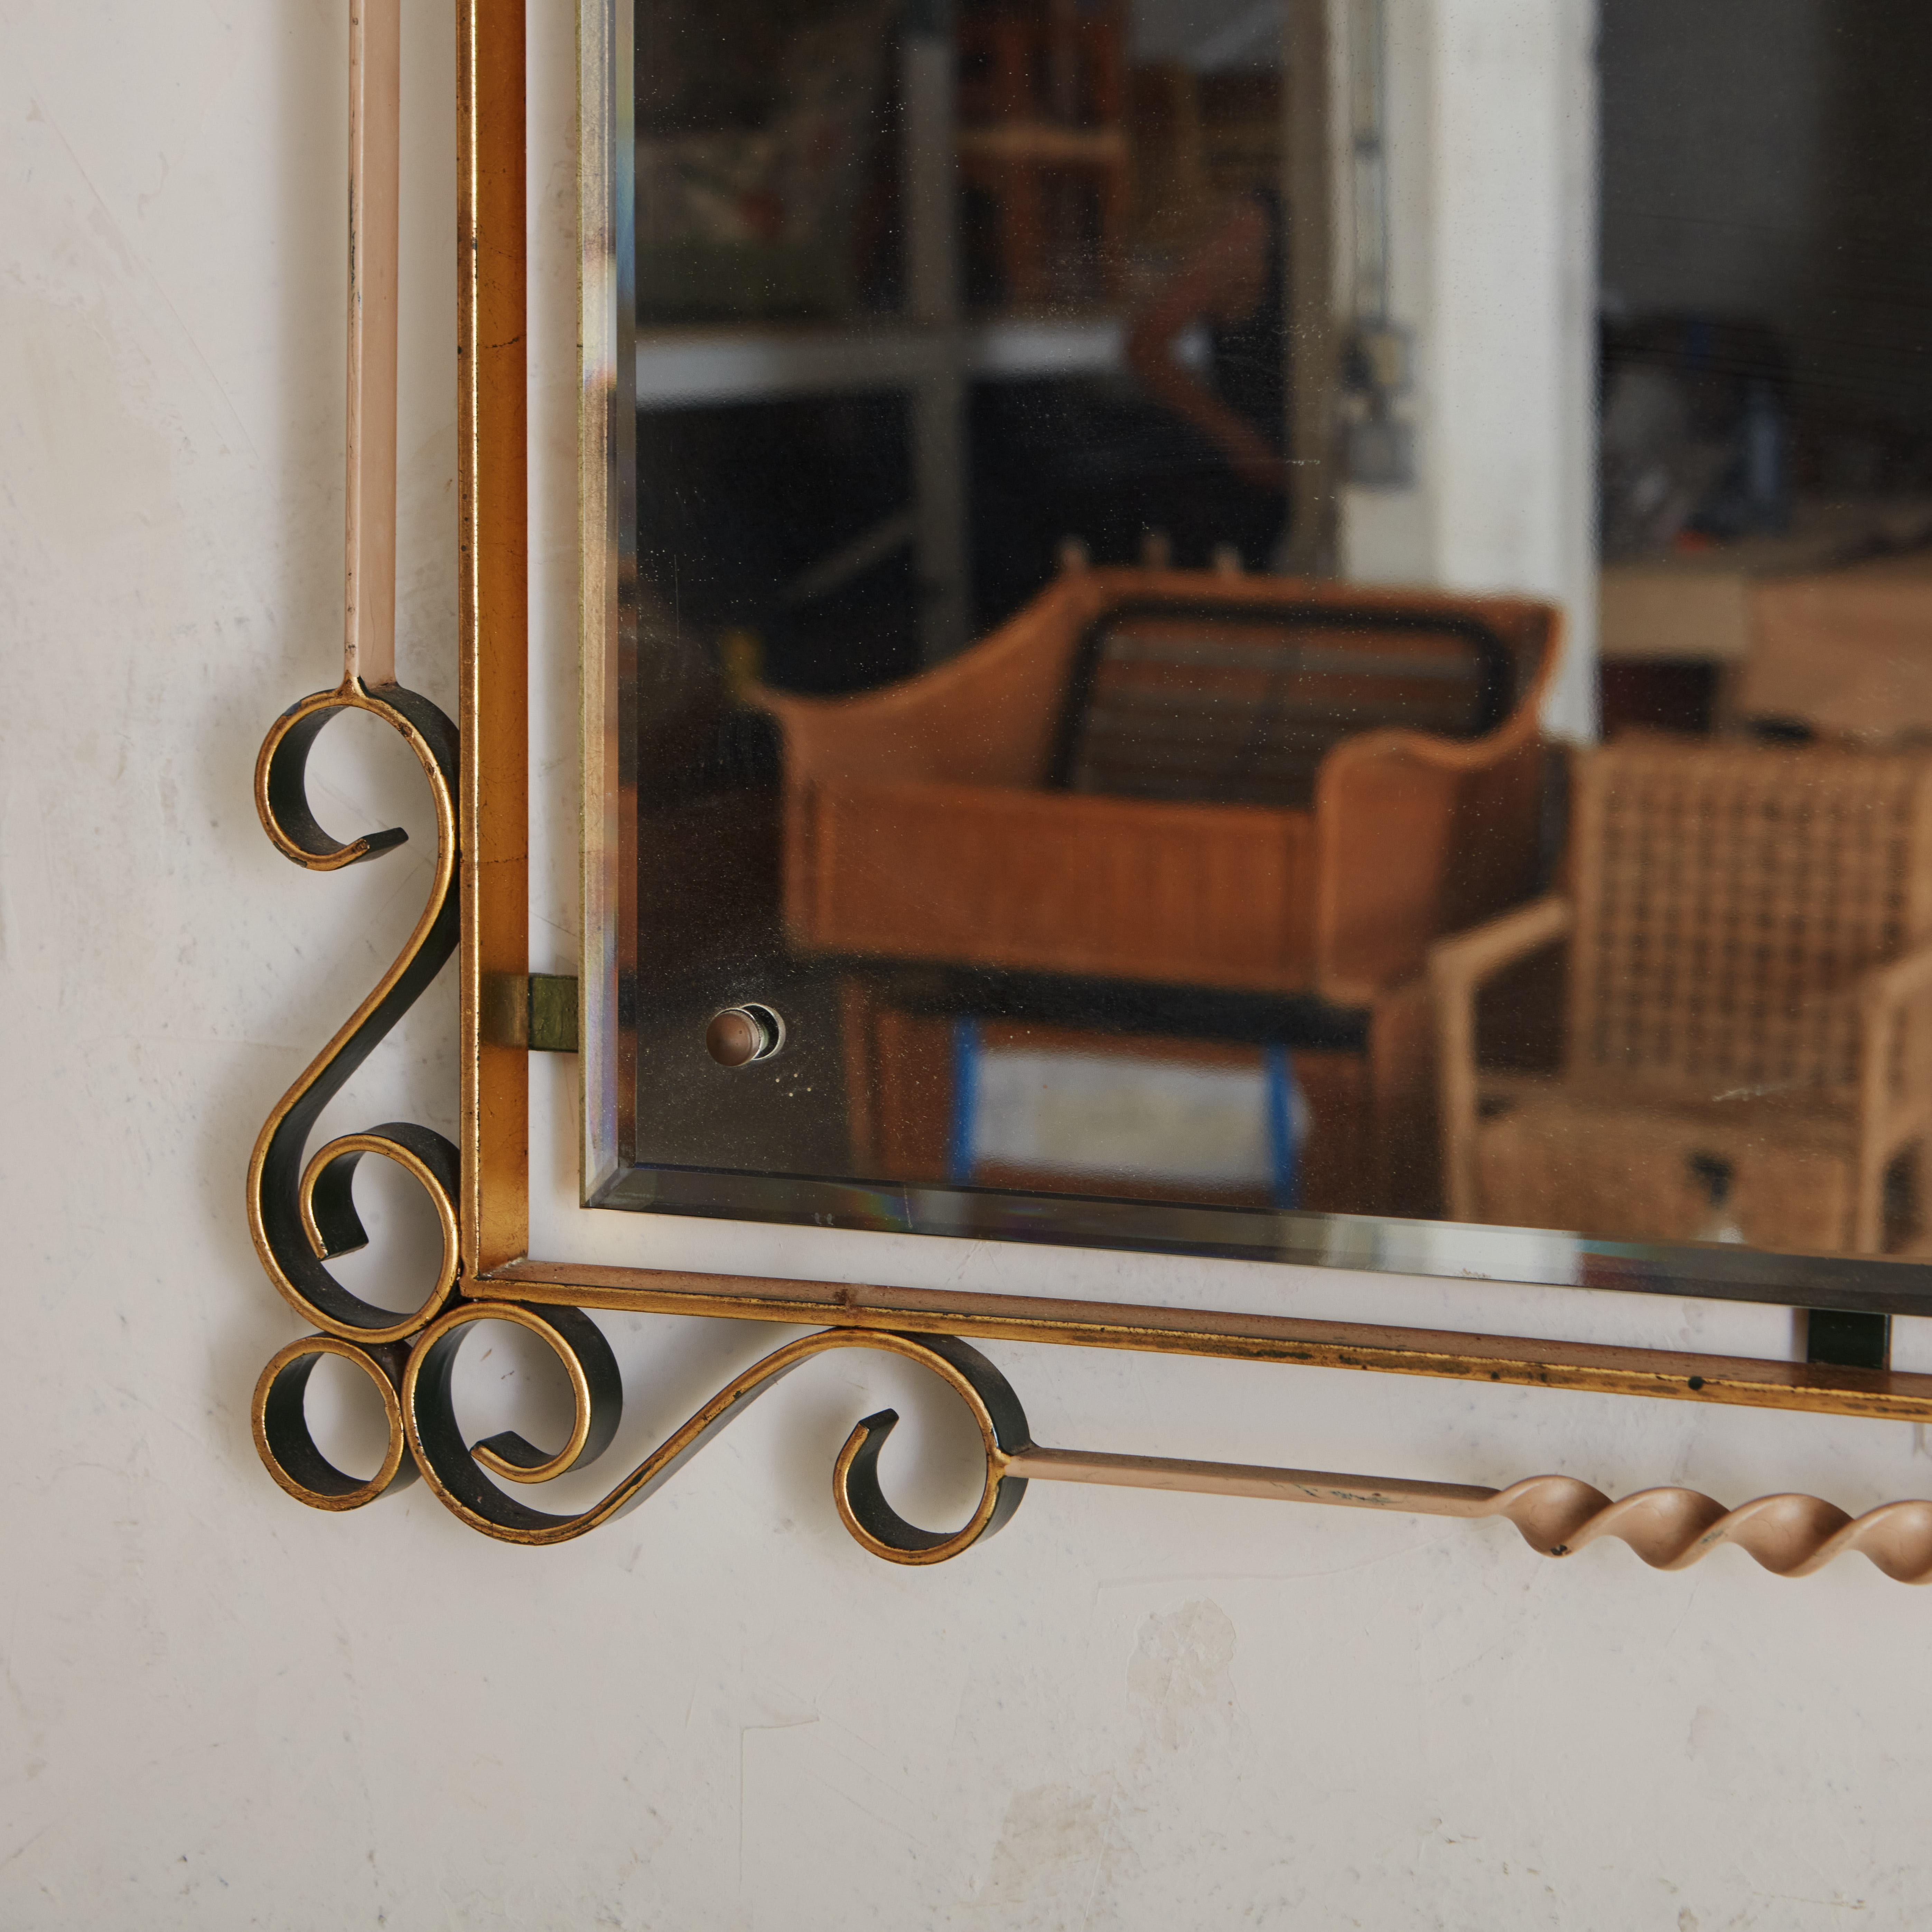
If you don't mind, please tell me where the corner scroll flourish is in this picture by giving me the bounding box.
[399,1314,1033,1565]
[240,716,1932,1587]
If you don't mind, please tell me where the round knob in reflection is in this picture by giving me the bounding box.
[705,1002,786,1068]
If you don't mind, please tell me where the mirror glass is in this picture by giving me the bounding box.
[602,0,1932,1286]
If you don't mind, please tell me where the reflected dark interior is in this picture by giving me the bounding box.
[618,0,1932,1276]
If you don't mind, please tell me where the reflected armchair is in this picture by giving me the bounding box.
[1431,739,1932,1254]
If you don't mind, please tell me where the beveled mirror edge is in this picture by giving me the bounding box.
[576,1165,1932,1317]
[517,0,1932,1426]
[578,0,629,1205]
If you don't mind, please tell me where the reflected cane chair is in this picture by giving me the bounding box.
[759,566,1560,1007]
[760,567,1558,1220]
[1430,738,1932,1254]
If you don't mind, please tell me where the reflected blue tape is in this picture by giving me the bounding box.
[947,1016,982,1184]
[1265,1044,1299,1210]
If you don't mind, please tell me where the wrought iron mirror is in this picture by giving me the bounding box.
[248,0,1932,1583]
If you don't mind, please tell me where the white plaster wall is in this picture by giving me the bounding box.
[1342,0,1600,740]
[6,5,1932,1928]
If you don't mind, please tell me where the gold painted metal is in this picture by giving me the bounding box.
[253,1334,416,1512]
[458,0,531,1280]
[295,1128,461,1342]
[527,973,581,1053]
[1005,1447,1932,1583]
[245,0,459,1500]
[246,0,462,1369]
[245,0,1932,1587]
[471,1260,1932,1426]
[345,0,401,690]
[477,973,581,1052]
[399,1315,1027,1561]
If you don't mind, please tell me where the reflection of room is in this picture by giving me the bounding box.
[627,1,1932,1294]
[633,0,1305,691]
[1595,0,1932,740]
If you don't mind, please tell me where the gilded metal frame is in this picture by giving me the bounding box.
[243,0,1932,1583]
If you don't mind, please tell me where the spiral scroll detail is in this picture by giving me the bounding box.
[400,1311,1032,1562]
[247,677,461,1348]
[247,676,460,1508]
[240,685,1928,1582]
[1487,1477,1932,1583]
[252,1332,418,1512]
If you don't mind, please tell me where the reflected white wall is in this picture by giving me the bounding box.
[1341,0,1600,740]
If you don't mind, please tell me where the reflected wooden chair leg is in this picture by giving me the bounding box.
[1369,977,1438,1219]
